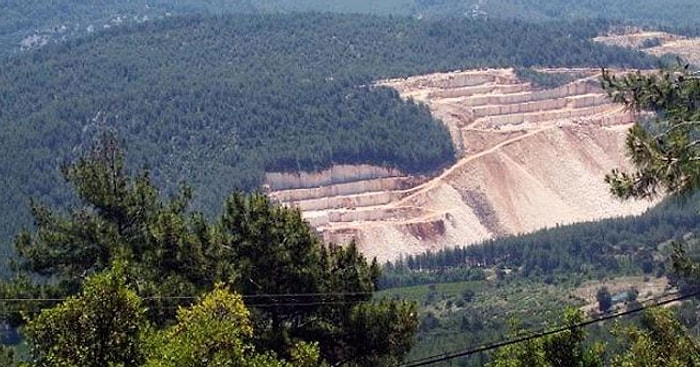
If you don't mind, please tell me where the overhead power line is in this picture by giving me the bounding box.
[0,291,376,312]
[0,290,373,303]
[398,290,700,367]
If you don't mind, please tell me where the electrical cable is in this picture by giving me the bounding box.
[0,290,374,302]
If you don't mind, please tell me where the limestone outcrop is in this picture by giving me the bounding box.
[264,164,404,190]
[267,68,654,262]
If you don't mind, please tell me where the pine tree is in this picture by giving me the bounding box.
[2,136,418,367]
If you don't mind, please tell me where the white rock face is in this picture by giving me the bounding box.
[265,164,404,191]
[268,68,656,262]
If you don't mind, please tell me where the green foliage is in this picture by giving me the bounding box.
[611,308,700,367]
[596,287,612,313]
[144,285,254,367]
[379,262,486,288]
[669,241,700,296]
[220,191,326,300]
[339,300,418,366]
[415,0,700,27]
[488,307,700,367]
[23,263,147,367]
[600,63,700,367]
[22,268,320,367]
[3,0,700,58]
[217,192,411,366]
[143,284,322,367]
[490,308,603,367]
[0,345,17,367]
[378,279,587,367]
[6,137,228,324]
[602,66,700,199]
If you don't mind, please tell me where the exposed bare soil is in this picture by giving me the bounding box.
[267,68,656,261]
[594,30,700,66]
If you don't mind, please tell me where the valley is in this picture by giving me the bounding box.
[268,68,655,261]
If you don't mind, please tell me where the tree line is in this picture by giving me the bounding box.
[4,0,700,58]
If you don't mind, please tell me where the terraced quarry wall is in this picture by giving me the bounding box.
[593,31,700,66]
[267,68,654,261]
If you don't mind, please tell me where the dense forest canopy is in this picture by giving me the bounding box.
[0,13,659,257]
[416,0,700,28]
[3,0,700,57]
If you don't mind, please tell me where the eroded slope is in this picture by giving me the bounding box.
[268,69,654,261]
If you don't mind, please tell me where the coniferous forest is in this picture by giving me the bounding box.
[0,14,659,255]
[3,0,700,57]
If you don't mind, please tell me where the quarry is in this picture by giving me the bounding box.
[266,68,655,262]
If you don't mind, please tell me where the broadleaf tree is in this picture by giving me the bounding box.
[22,263,147,367]
[610,307,700,367]
[142,284,323,367]
[23,265,319,367]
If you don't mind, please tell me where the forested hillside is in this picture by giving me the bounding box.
[3,0,700,57]
[0,0,250,56]
[0,14,658,254]
[417,0,700,28]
